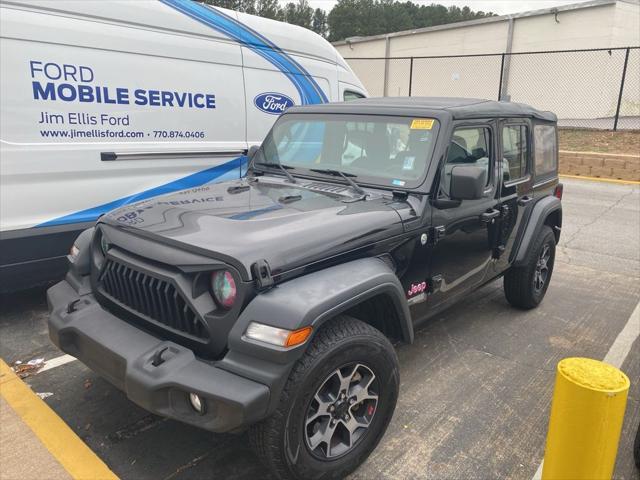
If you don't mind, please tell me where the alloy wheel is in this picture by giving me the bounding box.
[534,243,551,293]
[304,363,379,459]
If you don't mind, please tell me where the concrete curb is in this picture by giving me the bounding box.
[0,359,118,480]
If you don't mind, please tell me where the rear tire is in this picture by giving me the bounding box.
[249,315,399,480]
[504,225,556,309]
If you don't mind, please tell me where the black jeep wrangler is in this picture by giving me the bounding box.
[48,97,563,479]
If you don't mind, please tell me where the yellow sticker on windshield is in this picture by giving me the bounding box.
[410,118,435,130]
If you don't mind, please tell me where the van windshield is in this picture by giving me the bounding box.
[254,114,439,189]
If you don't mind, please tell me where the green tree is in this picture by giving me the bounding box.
[256,0,282,20]
[312,8,328,37]
[327,0,495,41]
[283,0,314,29]
[198,0,495,42]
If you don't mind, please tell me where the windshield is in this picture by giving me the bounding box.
[254,114,440,189]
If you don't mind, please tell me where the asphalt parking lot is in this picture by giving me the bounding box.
[1,177,639,480]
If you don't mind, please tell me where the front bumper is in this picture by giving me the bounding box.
[47,280,270,433]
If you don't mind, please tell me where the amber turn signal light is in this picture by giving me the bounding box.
[285,326,313,347]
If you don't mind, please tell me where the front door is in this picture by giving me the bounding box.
[428,121,500,308]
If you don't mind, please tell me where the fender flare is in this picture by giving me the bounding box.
[220,257,412,416]
[227,257,413,365]
[513,196,562,266]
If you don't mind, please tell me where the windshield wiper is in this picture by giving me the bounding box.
[253,161,297,184]
[309,168,367,196]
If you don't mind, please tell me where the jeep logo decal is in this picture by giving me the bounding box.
[407,281,427,297]
[254,93,294,115]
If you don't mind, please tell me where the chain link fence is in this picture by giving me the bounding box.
[345,47,640,130]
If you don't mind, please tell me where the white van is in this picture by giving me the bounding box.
[0,0,366,291]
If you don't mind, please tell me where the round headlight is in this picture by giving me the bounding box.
[211,270,237,309]
[100,233,109,255]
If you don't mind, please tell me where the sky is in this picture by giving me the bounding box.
[304,0,593,14]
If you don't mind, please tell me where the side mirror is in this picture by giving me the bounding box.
[450,166,486,200]
[247,145,260,160]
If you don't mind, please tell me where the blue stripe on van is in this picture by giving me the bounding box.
[36,3,325,229]
[36,157,246,227]
[160,0,328,105]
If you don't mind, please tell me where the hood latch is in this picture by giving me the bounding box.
[252,259,274,289]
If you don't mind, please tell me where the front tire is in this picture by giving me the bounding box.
[504,225,556,309]
[249,315,399,480]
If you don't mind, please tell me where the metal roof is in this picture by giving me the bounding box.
[287,97,558,122]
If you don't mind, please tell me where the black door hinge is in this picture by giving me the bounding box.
[430,275,443,293]
[429,225,446,244]
[252,259,274,289]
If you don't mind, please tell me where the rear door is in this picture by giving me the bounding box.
[492,119,535,273]
[428,121,501,308]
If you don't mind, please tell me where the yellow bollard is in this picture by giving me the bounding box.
[542,357,630,480]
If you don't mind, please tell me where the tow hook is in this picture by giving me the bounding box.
[151,347,169,367]
[66,299,81,314]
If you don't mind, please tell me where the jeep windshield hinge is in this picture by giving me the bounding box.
[252,259,274,289]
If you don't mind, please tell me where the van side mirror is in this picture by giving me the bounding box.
[247,145,260,160]
[450,166,486,200]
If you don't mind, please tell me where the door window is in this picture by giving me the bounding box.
[344,90,365,101]
[440,127,492,197]
[534,124,557,177]
[502,125,529,182]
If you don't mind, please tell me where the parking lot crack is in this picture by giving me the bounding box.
[162,452,212,480]
[109,415,167,442]
[564,187,637,248]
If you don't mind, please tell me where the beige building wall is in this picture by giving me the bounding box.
[612,1,640,119]
[387,21,510,56]
[507,1,638,119]
[612,0,640,46]
[339,39,387,96]
[334,0,640,124]
[509,3,618,52]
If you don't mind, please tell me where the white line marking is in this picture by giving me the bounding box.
[531,300,640,480]
[532,462,543,480]
[39,354,77,373]
[604,301,640,369]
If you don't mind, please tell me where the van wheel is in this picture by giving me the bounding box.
[249,315,399,480]
[504,225,556,309]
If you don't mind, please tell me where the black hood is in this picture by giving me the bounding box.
[101,177,408,279]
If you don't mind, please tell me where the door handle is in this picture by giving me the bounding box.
[518,196,533,206]
[481,209,500,223]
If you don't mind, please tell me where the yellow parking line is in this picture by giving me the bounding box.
[0,359,118,480]
[559,174,640,185]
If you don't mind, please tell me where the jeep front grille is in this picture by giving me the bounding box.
[100,259,209,340]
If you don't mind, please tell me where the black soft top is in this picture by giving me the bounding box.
[288,97,557,122]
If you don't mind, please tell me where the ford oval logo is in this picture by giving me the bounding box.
[254,92,295,115]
